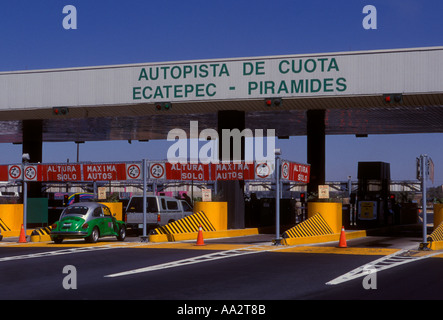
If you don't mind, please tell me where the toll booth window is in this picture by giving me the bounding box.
[167,201,178,210]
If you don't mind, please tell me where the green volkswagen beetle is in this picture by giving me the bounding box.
[51,202,126,244]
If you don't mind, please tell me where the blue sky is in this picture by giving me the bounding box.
[0,0,442,184]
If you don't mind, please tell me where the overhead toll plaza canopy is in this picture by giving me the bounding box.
[1,46,443,143]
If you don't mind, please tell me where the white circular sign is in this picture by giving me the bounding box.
[126,164,141,179]
[281,162,289,180]
[150,163,165,179]
[24,166,37,181]
[255,163,271,179]
[8,165,22,180]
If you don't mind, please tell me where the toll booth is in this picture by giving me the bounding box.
[356,162,392,229]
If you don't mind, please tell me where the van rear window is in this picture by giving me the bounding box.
[127,198,158,213]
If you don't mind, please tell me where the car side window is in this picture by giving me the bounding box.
[147,197,159,213]
[167,200,178,210]
[161,198,167,210]
[103,207,112,216]
[92,207,102,217]
[181,200,192,212]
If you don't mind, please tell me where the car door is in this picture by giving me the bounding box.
[91,206,105,235]
[146,197,159,224]
[101,206,115,236]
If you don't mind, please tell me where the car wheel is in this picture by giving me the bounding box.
[117,225,126,241]
[86,227,99,243]
[54,237,63,244]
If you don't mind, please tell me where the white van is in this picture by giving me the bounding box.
[125,195,193,232]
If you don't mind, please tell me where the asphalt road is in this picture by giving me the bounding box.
[1,234,443,312]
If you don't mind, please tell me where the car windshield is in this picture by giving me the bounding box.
[61,206,89,217]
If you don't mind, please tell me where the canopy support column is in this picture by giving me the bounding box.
[307,110,326,195]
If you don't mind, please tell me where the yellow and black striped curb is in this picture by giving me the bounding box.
[31,226,53,236]
[152,211,216,235]
[282,213,334,239]
[30,226,53,242]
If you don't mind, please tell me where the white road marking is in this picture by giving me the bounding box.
[0,243,139,262]
[105,244,284,278]
[326,249,442,285]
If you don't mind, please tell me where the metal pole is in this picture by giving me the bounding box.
[22,156,28,238]
[421,155,428,245]
[142,159,147,241]
[275,154,281,244]
[347,176,352,197]
[23,180,27,236]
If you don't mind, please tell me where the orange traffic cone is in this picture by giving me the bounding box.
[196,225,205,246]
[18,224,27,243]
[338,226,347,248]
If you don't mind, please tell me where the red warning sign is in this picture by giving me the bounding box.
[165,163,210,181]
[40,164,82,182]
[281,161,310,183]
[210,162,254,180]
[83,163,127,181]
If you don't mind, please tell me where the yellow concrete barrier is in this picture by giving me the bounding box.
[0,204,24,237]
[99,202,123,221]
[148,202,230,243]
[428,208,443,250]
[30,226,53,242]
[308,202,342,234]
[193,201,227,231]
[281,202,366,246]
[149,228,260,243]
[153,211,216,235]
[434,204,443,230]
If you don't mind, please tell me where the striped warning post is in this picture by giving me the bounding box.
[152,211,216,235]
[282,213,334,239]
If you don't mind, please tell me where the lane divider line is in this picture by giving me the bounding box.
[326,249,442,285]
[104,244,293,278]
[0,243,143,262]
